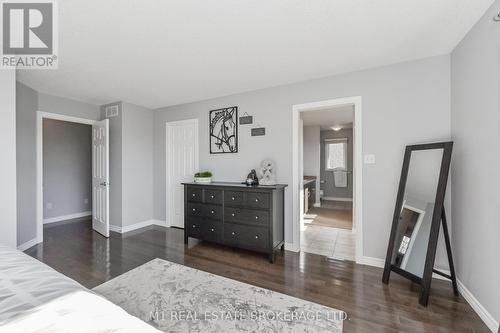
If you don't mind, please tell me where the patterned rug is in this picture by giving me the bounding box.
[93,258,344,332]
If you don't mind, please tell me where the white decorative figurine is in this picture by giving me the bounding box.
[259,159,276,185]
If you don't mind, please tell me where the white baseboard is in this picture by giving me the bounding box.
[18,238,39,251]
[457,280,499,332]
[284,242,299,252]
[356,257,498,332]
[356,257,453,282]
[322,197,353,202]
[110,219,166,234]
[357,256,385,268]
[43,211,92,224]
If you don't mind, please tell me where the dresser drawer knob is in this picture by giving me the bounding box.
[255,198,259,202]
[192,225,196,228]
[231,197,235,201]
[255,216,259,220]
[211,210,215,214]
[231,232,236,236]
[210,195,215,199]
[255,235,259,239]
[192,193,196,197]
[192,208,196,212]
[231,213,235,217]
[211,228,215,232]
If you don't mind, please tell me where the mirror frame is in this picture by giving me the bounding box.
[382,141,454,306]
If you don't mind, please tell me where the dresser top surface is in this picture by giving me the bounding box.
[182,181,287,189]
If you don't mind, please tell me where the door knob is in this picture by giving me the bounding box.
[100,182,108,186]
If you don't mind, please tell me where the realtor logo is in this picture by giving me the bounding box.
[1,0,58,68]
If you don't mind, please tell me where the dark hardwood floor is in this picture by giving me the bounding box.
[25,219,489,333]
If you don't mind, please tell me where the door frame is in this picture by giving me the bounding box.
[165,118,199,228]
[36,111,97,243]
[291,96,363,263]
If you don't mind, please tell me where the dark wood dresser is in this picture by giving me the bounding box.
[182,182,287,262]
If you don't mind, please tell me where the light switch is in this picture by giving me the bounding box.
[364,154,376,164]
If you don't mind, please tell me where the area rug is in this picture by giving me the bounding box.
[93,258,344,332]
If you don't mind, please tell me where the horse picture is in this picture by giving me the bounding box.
[209,106,238,153]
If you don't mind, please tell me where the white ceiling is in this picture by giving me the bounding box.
[17,0,493,109]
[301,105,354,131]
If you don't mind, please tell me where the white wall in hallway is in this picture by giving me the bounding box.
[42,119,92,219]
[302,125,321,203]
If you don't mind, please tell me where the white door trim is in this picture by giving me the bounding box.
[36,111,97,244]
[292,96,363,263]
[165,118,199,228]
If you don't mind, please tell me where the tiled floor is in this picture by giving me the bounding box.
[300,224,356,260]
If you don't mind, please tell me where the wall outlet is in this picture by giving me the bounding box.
[46,202,53,210]
[84,198,89,205]
[364,154,376,164]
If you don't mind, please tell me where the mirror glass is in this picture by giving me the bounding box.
[391,149,443,277]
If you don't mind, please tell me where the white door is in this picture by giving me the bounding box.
[166,119,199,228]
[92,119,110,237]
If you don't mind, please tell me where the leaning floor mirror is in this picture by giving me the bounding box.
[382,142,458,306]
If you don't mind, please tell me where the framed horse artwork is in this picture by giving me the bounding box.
[209,106,238,154]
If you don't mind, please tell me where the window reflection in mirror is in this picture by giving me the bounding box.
[391,149,443,277]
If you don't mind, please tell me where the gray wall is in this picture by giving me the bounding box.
[42,119,92,219]
[153,55,451,259]
[0,70,17,248]
[121,102,154,227]
[16,82,101,245]
[451,0,500,326]
[16,82,37,246]
[302,125,320,203]
[101,102,123,228]
[101,101,154,229]
[320,128,353,199]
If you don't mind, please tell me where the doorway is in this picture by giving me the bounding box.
[165,119,199,228]
[292,96,363,263]
[36,112,110,243]
[301,106,355,259]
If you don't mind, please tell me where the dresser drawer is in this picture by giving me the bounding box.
[187,203,204,217]
[224,207,269,227]
[202,220,222,242]
[203,204,222,220]
[223,223,269,250]
[186,187,203,202]
[186,217,204,238]
[205,189,222,204]
[246,192,270,209]
[224,190,245,206]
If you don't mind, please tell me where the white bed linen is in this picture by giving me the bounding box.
[0,244,159,332]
